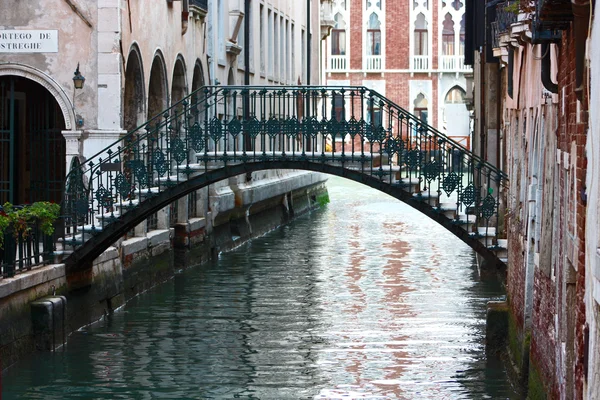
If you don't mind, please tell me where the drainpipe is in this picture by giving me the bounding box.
[244,0,250,87]
[244,0,251,152]
[541,43,558,94]
[572,0,590,101]
[307,0,311,85]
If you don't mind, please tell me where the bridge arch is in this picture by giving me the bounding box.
[65,161,503,274]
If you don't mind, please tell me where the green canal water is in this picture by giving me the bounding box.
[2,177,518,399]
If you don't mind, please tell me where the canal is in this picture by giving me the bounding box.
[2,177,518,399]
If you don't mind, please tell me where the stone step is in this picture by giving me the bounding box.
[57,234,86,247]
[489,246,508,258]
[77,224,103,234]
[136,187,161,198]
[413,191,439,207]
[154,175,188,186]
[436,202,457,219]
[95,212,121,226]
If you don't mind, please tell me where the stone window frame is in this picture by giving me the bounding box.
[410,0,431,62]
[363,0,385,69]
[329,0,350,65]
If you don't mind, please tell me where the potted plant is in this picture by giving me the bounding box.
[0,202,61,277]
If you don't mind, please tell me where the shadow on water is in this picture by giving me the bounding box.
[2,176,519,399]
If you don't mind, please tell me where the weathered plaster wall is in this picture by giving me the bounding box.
[585,0,600,397]
[502,18,587,399]
[0,0,98,130]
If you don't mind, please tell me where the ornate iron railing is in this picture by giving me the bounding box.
[492,1,518,49]
[189,0,208,12]
[56,86,507,265]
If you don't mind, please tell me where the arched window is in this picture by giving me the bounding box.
[442,13,455,56]
[460,15,465,56]
[414,13,428,56]
[366,0,382,9]
[367,13,381,56]
[445,86,466,104]
[332,13,346,55]
[414,93,428,123]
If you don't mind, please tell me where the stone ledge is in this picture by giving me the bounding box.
[94,246,119,265]
[189,218,206,231]
[147,229,171,247]
[0,264,66,300]
[121,236,148,256]
[236,171,328,206]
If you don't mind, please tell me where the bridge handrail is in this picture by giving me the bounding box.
[63,86,224,187]
[199,85,507,183]
[365,88,507,182]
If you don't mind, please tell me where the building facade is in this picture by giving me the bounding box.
[323,0,472,148]
[465,0,593,398]
[0,0,331,240]
[0,0,333,366]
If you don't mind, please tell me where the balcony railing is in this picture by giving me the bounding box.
[189,0,208,13]
[412,55,429,71]
[457,57,471,71]
[440,55,456,70]
[492,2,517,49]
[440,55,472,72]
[329,55,348,72]
[365,55,383,71]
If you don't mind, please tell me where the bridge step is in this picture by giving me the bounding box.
[155,175,188,186]
[488,238,508,258]
[436,202,457,219]
[412,192,439,207]
[77,224,103,234]
[194,151,390,166]
[95,212,121,226]
[58,234,86,247]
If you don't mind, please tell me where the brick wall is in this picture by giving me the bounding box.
[386,0,410,69]
[523,21,588,400]
[556,25,587,400]
[327,0,466,133]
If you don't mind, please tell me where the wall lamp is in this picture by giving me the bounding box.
[72,63,85,128]
[73,63,85,89]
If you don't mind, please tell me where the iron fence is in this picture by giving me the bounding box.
[0,205,55,279]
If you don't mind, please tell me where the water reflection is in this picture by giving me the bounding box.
[2,177,517,399]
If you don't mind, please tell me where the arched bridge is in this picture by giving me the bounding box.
[60,86,508,273]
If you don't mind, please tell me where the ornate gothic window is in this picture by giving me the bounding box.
[442,13,455,55]
[445,86,466,103]
[460,15,465,55]
[332,13,347,55]
[414,93,428,123]
[364,0,384,70]
[414,13,428,56]
[452,0,463,11]
[367,13,381,56]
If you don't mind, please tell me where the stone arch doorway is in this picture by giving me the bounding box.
[123,45,145,132]
[147,53,168,122]
[0,76,66,204]
[190,60,206,124]
[191,60,205,93]
[171,56,187,106]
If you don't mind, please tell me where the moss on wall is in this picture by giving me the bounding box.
[316,192,330,207]
[527,359,548,400]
